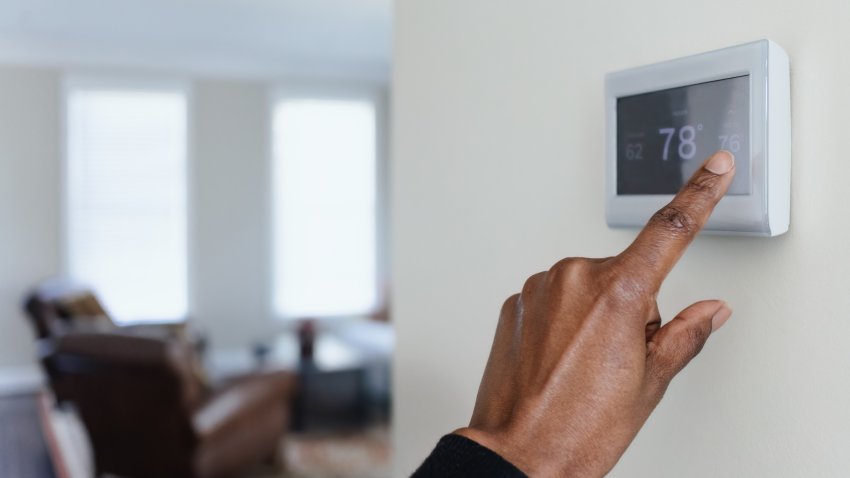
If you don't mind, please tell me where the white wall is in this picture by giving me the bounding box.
[392,1,850,476]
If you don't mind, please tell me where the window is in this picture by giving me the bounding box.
[65,82,188,323]
[272,96,379,319]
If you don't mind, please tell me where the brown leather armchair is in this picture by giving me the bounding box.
[23,278,209,405]
[44,333,296,478]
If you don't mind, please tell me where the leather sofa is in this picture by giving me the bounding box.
[43,333,296,478]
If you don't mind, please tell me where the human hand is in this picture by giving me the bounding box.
[454,151,736,477]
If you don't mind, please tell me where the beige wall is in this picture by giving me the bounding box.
[0,68,61,370]
[392,1,850,476]
[192,79,276,348]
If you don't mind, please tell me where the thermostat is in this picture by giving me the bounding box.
[605,40,790,236]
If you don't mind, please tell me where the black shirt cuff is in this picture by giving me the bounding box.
[412,433,528,477]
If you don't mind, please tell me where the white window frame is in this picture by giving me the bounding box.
[61,74,194,324]
[269,83,389,321]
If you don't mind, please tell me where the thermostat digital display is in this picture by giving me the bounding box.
[605,40,791,236]
[617,76,750,195]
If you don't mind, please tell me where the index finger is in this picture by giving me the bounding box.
[620,150,736,288]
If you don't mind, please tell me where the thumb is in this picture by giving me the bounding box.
[645,300,732,389]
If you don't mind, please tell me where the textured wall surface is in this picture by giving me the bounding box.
[392,1,850,476]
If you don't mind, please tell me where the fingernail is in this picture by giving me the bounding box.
[711,304,733,332]
[705,150,735,175]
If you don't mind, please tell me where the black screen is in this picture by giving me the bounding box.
[616,75,750,195]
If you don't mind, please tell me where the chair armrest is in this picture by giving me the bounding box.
[192,370,295,442]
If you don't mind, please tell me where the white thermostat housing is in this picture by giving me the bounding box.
[605,39,790,236]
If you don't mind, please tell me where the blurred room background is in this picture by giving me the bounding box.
[0,1,392,477]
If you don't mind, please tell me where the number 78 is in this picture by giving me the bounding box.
[658,126,697,161]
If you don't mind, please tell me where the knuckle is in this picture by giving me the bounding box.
[600,260,652,302]
[648,318,712,384]
[499,293,521,321]
[649,205,697,236]
[687,170,722,195]
[646,352,676,386]
[521,272,546,299]
[607,274,648,303]
[683,321,711,357]
[501,293,520,314]
[547,258,593,287]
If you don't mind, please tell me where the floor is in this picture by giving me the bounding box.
[248,426,391,478]
[0,393,56,478]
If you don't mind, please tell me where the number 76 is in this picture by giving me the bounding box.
[719,134,742,153]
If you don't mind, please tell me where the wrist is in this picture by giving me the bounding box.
[453,427,534,476]
[454,426,606,478]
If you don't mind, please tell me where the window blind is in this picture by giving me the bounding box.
[272,98,378,319]
[65,86,188,323]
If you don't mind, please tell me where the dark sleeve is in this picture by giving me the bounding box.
[412,434,528,478]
